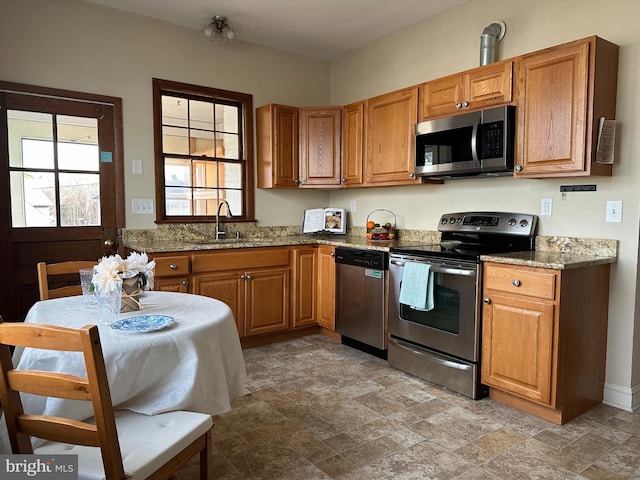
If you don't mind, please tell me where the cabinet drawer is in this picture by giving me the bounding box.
[484,264,556,300]
[153,256,190,276]
[192,247,290,273]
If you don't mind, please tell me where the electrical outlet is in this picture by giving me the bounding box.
[132,199,154,215]
[606,200,622,223]
[540,198,552,216]
[349,200,356,213]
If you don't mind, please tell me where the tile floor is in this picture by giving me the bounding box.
[177,334,640,479]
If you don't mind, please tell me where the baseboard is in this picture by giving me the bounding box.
[602,382,640,412]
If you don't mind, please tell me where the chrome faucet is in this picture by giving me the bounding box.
[215,200,232,240]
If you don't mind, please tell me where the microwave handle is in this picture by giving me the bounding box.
[471,122,479,163]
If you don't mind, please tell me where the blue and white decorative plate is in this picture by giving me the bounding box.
[110,315,175,333]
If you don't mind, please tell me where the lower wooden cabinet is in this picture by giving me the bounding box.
[150,245,336,341]
[191,248,290,338]
[316,245,336,330]
[482,261,610,424]
[290,246,317,328]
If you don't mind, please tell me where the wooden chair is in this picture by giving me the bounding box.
[36,261,97,300]
[0,322,213,480]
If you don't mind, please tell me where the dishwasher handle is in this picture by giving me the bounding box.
[390,259,476,277]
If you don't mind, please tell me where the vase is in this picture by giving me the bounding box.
[121,275,142,312]
[95,277,122,326]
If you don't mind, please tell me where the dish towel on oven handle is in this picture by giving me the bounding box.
[399,261,435,311]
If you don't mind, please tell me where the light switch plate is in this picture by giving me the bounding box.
[132,199,153,215]
[132,159,143,175]
[605,200,622,223]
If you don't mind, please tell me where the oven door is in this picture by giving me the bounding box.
[388,253,481,362]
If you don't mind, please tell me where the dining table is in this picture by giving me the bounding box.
[1,291,248,452]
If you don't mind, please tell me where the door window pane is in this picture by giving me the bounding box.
[57,115,99,171]
[8,110,54,168]
[59,173,100,226]
[10,171,56,227]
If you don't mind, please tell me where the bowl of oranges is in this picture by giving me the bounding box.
[366,209,397,241]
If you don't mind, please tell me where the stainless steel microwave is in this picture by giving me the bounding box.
[414,105,515,179]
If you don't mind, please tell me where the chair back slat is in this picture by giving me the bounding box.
[18,415,100,446]
[37,261,97,301]
[0,322,126,479]
[8,370,92,401]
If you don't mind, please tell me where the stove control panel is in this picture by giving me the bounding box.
[438,212,537,236]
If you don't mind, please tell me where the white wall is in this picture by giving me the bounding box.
[329,0,640,409]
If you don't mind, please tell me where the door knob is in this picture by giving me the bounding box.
[104,239,114,248]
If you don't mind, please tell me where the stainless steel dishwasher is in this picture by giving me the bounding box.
[335,247,388,355]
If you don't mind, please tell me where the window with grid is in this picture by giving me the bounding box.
[153,79,254,222]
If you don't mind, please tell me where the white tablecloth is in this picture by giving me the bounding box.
[1,291,248,452]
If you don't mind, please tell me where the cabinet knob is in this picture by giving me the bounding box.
[301,179,307,184]
[240,274,246,280]
[181,280,188,286]
[169,263,177,270]
[330,252,335,257]
[246,274,252,280]
[483,297,491,304]
[461,101,469,108]
[514,165,523,172]
[408,172,415,178]
[455,102,463,109]
[294,179,300,184]
[341,178,346,182]
[512,279,521,287]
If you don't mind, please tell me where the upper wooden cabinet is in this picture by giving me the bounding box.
[421,60,513,120]
[364,86,422,186]
[514,36,618,178]
[299,107,342,187]
[342,101,365,187]
[256,104,299,188]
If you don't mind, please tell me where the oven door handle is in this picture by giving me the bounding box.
[390,260,476,277]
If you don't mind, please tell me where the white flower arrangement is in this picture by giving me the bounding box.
[92,252,156,294]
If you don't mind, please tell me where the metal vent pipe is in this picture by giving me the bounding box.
[480,21,506,66]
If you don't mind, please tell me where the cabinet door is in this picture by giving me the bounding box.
[364,86,421,186]
[299,107,342,187]
[256,103,299,188]
[245,267,290,336]
[291,246,316,328]
[421,74,464,119]
[465,60,512,110]
[316,245,336,330]
[515,41,589,176]
[482,293,556,407]
[342,101,364,187]
[192,271,245,336]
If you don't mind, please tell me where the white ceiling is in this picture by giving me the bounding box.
[82,0,472,60]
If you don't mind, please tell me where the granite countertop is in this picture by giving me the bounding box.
[123,235,428,254]
[481,251,617,269]
[123,227,618,269]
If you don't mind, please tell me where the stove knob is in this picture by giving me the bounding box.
[441,218,448,225]
[520,219,529,228]
[449,218,456,224]
[457,217,463,223]
[508,218,516,226]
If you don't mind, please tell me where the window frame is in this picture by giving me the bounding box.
[152,78,255,224]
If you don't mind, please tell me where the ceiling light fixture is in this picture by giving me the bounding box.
[203,15,236,44]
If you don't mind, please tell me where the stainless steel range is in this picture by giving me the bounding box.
[387,211,537,399]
